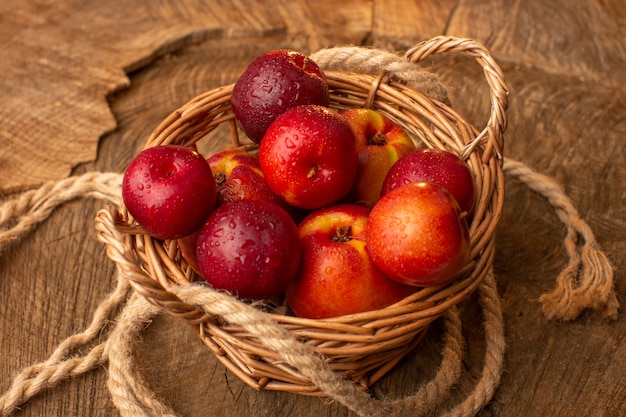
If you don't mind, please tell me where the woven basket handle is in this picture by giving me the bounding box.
[404,36,509,163]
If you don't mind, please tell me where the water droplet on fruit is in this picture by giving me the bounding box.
[136,183,144,191]
[261,79,276,94]
[285,137,296,148]
[228,219,237,229]
[241,239,256,250]
[213,227,225,238]
[324,266,334,275]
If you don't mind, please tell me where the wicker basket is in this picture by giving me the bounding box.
[96,36,508,396]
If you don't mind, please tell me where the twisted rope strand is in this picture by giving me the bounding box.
[0,345,109,417]
[0,172,127,417]
[0,270,130,417]
[446,270,505,417]
[0,172,123,252]
[172,283,387,417]
[387,306,465,417]
[310,46,450,104]
[0,154,616,416]
[503,158,619,320]
[106,293,179,417]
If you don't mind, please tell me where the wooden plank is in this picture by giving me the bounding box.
[0,0,624,416]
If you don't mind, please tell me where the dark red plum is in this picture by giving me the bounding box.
[231,49,329,144]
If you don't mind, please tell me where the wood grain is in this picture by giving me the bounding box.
[1,1,624,416]
[0,0,284,193]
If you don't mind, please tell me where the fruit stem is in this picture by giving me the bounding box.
[332,225,352,243]
[215,172,227,187]
[307,164,318,179]
[368,131,387,146]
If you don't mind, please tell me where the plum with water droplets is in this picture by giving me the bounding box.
[258,104,358,210]
[231,49,329,144]
[382,148,476,215]
[195,199,301,300]
[122,145,216,240]
[204,148,298,218]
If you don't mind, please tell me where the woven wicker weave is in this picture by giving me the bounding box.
[96,36,508,396]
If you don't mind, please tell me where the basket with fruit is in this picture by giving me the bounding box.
[95,36,508,396]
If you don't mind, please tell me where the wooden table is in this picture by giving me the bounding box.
[1,1,624,416]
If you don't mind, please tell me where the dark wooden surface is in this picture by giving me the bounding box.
[1,1,625,416]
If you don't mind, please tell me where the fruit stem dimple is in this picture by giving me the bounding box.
[368,131,387,146]
[332,225,352,243]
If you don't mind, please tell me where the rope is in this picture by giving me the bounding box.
[0,172,122,252]
[386,305,465,417]
[106,293,178,417]
[0,42,616,416]
[310,46,450,104]
[502,159,619,320]
[0,154,615,416]
[0,172,128,417]
[172,284,388,417]
[445,271,505,417]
